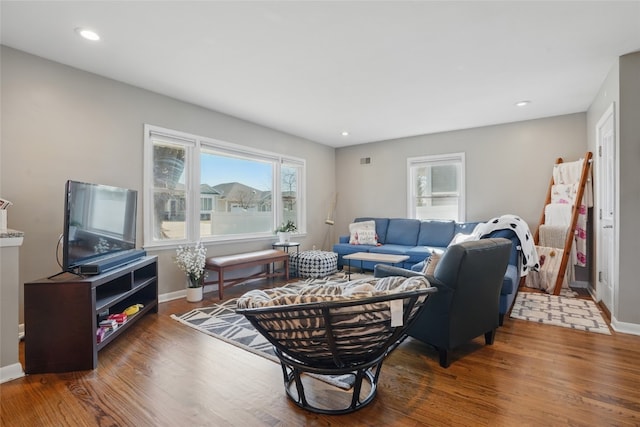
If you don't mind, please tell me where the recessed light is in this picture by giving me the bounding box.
[515,100,531,107]
[341,131,349,137]
[75,27,100,41]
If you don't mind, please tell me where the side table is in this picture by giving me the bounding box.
[272,242,300,277]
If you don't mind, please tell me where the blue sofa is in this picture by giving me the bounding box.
[333,217,521,325]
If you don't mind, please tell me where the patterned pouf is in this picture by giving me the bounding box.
[291,250,338,279]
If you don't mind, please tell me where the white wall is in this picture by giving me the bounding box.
[334,114,588,235]
[586,51,640,333]
[1,46,336,320]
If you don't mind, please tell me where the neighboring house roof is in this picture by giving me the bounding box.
[162,182,221,196]
[212,182,269,204]
[200,183,221,195]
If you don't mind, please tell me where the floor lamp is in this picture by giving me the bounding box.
[323,193,337,250]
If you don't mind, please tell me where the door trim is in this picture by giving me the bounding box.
[595,102,616,313]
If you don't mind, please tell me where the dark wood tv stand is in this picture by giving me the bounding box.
[24,256,158,373]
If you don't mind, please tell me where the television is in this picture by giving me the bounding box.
[63,180,144,274]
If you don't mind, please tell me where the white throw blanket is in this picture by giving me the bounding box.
[553,160,593,205]
[471,215,539,276]
[525,246,573,293]
[544,203,572,226]
[538,225,569,249]
[549,158,592,267]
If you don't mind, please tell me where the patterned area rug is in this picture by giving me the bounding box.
[510,292,611,335]
[171,278,361,389]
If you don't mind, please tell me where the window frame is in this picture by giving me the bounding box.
[407,152,466,222]
[143,124,306,248]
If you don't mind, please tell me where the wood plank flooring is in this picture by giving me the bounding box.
[2,279,640,426]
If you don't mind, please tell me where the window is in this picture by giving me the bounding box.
[407,153,465,221]
[144,125,305,246]
[281,163,302,226]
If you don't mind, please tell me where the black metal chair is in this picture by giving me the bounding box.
[236,278,435,414]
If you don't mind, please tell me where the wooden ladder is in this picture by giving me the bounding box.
[533,151,593,295]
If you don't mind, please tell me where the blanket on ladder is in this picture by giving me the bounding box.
[551,158,592,267]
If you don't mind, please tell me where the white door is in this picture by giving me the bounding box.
[596,103,615,311]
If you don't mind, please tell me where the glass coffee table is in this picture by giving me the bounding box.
[343,252,409,280]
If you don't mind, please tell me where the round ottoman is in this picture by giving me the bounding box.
[291,250,338,279]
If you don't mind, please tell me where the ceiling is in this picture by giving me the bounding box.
[2,1,639,147]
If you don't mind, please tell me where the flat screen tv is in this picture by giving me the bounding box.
[63,180,139,273]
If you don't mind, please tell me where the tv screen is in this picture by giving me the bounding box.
[63,180,138,272]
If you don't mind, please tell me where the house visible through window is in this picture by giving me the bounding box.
[407,153,465,221]
[144,125,305,246]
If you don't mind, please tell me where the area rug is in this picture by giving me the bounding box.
[510,292,611,335]
[171,280,359,389]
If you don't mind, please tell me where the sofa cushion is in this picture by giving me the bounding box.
[369,244,411,256]
[417,220,455,247]
[354,217,390,244]
[333,242,375,256]
[385,219,420,246]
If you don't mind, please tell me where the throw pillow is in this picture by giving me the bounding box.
[421,251,442,276]
[448,232,478,246]
[349,220,378,245]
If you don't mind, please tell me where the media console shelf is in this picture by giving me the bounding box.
[24,256,158,373]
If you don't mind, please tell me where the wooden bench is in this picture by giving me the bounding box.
[204,249,289,300]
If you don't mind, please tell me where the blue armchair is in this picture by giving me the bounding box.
[410,229,522,325]
[374,238,511,368]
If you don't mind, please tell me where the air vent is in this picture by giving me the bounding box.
[360,157,371,165]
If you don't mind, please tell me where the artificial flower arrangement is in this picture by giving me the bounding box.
[175,241,207,288]
[275,220,297,233]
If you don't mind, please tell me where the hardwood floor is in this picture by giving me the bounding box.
[3,280,640,426]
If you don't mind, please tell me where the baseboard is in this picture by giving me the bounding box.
[610,317,640,336]
[159,289,186,303]
[569,280,589,289]
[158,283,219,303]
[0,363,25,384]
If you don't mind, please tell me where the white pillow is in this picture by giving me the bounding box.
[448,232,478,246]
[349,220,378,245]
[421,251,442,275]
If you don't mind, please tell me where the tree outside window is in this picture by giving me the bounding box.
[152,143,186,240]
[281,165,299,225]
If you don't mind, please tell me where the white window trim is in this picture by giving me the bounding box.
[143,124,306,248]
[406,152,466,221]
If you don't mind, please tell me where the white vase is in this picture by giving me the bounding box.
[186,286,203,302]
[278,231,291,243]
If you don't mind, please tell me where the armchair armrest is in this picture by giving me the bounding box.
[374,264,426,278]
[374,264,449,289]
